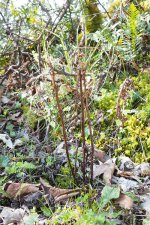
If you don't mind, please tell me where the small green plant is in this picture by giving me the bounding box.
[50,186,121,225]
[55,165,74,188]
[46,156,56,167]
[22,105,38,129]
[127,3,140,53]
[5,161,36,178]
[40,205,52,217]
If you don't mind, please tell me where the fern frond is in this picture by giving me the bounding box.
[128,2,140,18]
[127,3,140,51]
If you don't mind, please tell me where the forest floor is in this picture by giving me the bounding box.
[0,66,150,225]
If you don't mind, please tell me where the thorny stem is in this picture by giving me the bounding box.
[49,61,76,183]
[78,64,86,183]
[83,73,94,183]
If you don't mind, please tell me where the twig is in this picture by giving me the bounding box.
[46,0,72,41]
[37,0,53,26]
[97,0,111,19]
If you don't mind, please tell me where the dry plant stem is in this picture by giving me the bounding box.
[38,39,42,73]
[83,74,94,183]
[73,76,80,178]
[74,139,79,178]
[116,78,134,126]
[78,67,86,183]
[49,61,76,183]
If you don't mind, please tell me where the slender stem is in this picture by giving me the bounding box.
[74,139,79,178]
[97,0,111,19]
[78,65,86,183]
[49,61,76,183]
[38,39,42,73]
[83,74,94,183]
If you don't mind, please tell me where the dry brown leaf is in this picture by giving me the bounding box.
[50,187,80,200]
[116,193,133,209]
[117,170,133,177]
[4,182,39,199]
[55,191,80,203]
[40,177,81,203]
[93,162,115,185]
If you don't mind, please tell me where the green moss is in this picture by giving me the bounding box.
[55,165,74,188]
[22,105,38,129]
[82,0,103,33]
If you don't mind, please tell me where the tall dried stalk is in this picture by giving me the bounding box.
[78,63,86,183]
[82,71,94,183]
[116,78,134,125]
[49,60,76,182]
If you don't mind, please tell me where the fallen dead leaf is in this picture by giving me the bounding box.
[116,193,133,209]
[93,162,115,185]
[0,133,13,149]
[0,207,39,225]
[4,182,39,199]
[113,177,139,192]
[1,96,12,104]
[40,177,81,203]
[0,207,25,225]
[117,170,133,177]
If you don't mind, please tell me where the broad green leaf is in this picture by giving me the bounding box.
[99,186,120,208]
[0,156,9,167]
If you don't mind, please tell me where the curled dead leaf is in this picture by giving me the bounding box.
[4,182,39,199]
[40,177,81,203]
